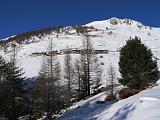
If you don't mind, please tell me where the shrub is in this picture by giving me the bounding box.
[105,94,116,101]
[119,88,141,99]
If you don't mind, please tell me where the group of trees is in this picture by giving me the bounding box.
[32,34,102,119]
[0,43,28,119]
[33,35,159,119]
[0,27,62,47]
[0,32,103,119]
[0,34,158,119]
[33,38,62,119]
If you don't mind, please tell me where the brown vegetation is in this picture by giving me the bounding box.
[119,88,141,99]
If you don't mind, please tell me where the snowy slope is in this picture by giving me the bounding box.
[0,17,160,84]
[57,86,160,120]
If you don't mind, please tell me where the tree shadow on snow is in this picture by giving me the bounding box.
[85,103,113,120]
[57,102,113,120]
[109,103,136,120]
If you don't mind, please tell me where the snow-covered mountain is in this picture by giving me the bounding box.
[1,17,160,85]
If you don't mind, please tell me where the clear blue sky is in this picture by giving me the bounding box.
[0,0,160,39]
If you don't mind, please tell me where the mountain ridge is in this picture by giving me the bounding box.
[1,17,159,42]
[0,18,160,83]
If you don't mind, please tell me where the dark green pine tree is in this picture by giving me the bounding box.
[0,56,6,82]
[0,56,8,117]
[4,43,25,119]
[119,36,158,89]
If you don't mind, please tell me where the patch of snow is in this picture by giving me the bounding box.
[57,87,160,120]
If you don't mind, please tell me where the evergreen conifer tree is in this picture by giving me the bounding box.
[119,36,158,89]
[0,43,25,119]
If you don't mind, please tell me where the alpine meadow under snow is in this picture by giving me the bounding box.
[1,17,160,119]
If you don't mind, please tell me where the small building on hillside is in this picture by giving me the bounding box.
[94,50,108,54]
